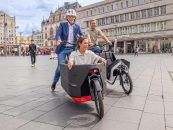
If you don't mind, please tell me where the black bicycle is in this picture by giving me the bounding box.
[96,43,133,95]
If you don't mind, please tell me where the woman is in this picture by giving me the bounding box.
[68,37,106,70]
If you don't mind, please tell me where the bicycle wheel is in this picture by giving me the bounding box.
[92,80,104,119]
[120,71,133,95]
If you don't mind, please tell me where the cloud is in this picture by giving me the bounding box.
[0,0,103,36]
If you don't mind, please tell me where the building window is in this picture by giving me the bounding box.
[45,33,47,39]
[141,10,147,18]
[132,0,139,6]
[161,22,166,30]
[160,5,166,15]
[115,15,120,23]
[140,25,145,32]
[120,14,125,22]
[90,10,93,16]
[102,7,104,13]
[107,17,111,24]
[86,21,89,27]
[50,27,54,39]
[130,12,135,20]
[134,26,138,33]
[154,7,159,16]
[111,5,114,11]
[147,8,153,17]
[111,16,115,23]
[115,3,118,10]
[121,2,123,8]
[98,19,102,26]
[126,1,129,7]
[98,8,100,14]
[107,6,110,12]
[125,13,130,21]
[144,0,151,3]
[156,22,161,30]
[145,24,151,32]
[87,11,89,16]
[94,9,97,15]
[136,11,141,19]
[102,18,106,25]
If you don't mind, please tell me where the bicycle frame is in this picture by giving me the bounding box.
[106,60,129,85]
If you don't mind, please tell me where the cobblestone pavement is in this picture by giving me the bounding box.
[0,54,173,130]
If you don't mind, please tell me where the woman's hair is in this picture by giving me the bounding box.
[76,36,87,49]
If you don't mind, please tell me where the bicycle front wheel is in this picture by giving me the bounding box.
[92,80,104,119]
[120,71,133,95]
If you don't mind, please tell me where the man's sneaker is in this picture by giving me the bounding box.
[51,83,56,91]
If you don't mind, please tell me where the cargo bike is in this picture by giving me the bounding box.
[60,50,133,119]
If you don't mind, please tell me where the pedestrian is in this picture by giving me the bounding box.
[29,39,37,67]
[0,49,4,56]
[134,46,139,56]
[85,19,112,53]
[51,9,83,91]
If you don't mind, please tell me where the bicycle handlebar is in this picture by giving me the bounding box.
[97,43,113,52]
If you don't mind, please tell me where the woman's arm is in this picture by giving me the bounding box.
[99,57,107,66]
[68,52,75,70]
[97,56,107,66]
[91,51,107,65]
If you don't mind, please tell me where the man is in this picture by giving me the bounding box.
[29,39,37,67]
[134,46,139,56]
[86,19,112,53]
[51,9,83,91]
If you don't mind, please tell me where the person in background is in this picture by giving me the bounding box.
[134,46,139,56]
[29,39,37,67]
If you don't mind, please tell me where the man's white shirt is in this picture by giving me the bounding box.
[67,23,74,47]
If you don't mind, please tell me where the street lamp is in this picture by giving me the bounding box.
[19,32,23,44]
[15,26,19,41]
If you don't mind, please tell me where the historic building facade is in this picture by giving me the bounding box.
[41,2,81,49]
[0,11,16,45]
[16,36,32,45]
[77,0,173,53]
[32,30,43,47]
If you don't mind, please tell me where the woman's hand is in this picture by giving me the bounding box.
[67,63,73,70]
[101,59,107,66]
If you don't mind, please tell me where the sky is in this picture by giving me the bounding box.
[0,0,103,36]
